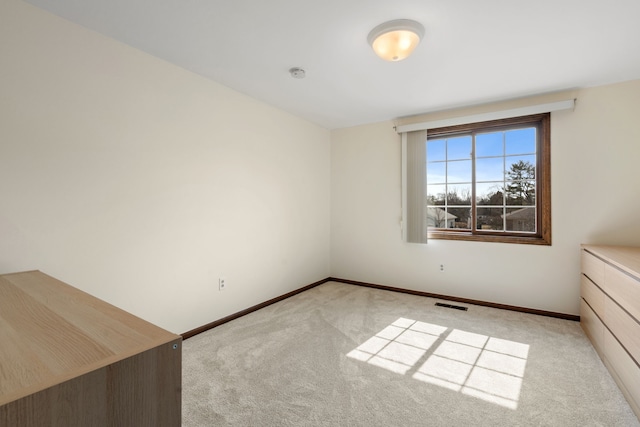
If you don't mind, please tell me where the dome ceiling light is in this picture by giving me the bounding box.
[367,19,425,62]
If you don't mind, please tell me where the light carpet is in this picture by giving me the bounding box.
[182,282,639,426]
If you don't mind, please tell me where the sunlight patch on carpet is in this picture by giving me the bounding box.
[347,318,529,410]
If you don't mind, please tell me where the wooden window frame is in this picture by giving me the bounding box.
[426,113,551,245]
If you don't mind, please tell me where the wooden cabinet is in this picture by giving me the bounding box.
[0,271,181,426]
[580,245,640,420]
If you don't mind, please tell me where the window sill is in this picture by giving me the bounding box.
[427,230,551,246]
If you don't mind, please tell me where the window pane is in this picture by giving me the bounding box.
[448,207,471,229]
[447,160,472,183]
[505,128,536,155]
[505,156,536,179]
[505,207,536,232]
[447,185,471,205]
[505,181,536,205]
[419,113,550,245]
[427,162,446,184]
[427,139,446,161]
[476,157,504,182]
[427,184,446,205]
[427,207,450,228]
[476,132,503,157]
[476,207,504,231]
[448,136,472,160]
[476,182,504,205]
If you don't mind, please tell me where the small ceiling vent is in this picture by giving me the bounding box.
[289,67,306,79]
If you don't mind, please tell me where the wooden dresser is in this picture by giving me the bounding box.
[580,245,640,420]
[0,271,182,426]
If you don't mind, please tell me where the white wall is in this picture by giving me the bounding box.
[331,80,640,316]
[0,0,330,334]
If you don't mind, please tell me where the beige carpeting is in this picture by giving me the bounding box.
[182,282,639,426]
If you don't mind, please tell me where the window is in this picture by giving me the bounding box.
[406,113,550,245]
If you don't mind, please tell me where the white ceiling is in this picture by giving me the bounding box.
[25,0,640,129]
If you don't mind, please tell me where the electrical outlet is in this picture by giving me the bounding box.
[439,264,444,272]
[219,277,226,291]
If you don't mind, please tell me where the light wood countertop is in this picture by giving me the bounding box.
[0,270,180,407]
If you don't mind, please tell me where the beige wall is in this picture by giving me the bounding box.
[3,1,640,331]
[331,79,640,316]
[0,0,331,334]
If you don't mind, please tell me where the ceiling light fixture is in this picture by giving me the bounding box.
[367,19,425,62]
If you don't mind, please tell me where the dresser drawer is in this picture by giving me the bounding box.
[604,329,640,416]
[581,275,605,319]
[605,264,640,323]
[580,299,604,358]
[605,296,640,365]
[582,249,605,287]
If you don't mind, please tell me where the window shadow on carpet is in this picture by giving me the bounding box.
[347,317,529,410]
